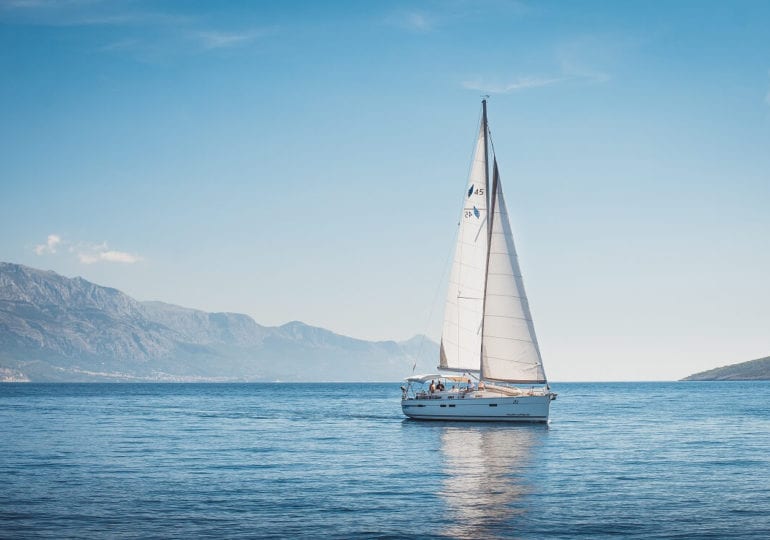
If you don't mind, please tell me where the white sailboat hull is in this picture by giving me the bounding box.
[401,393,552,423]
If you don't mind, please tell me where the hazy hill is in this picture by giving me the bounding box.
[0,262,437,382]
[681,356,770,381]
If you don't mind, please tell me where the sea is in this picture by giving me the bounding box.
[1,382,769,539]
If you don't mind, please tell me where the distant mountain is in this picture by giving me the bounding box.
[0,262,437,382]
[681,356,770,381]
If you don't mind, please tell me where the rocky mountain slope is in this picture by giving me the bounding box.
[0,262,437,382]
[681,356,770,381]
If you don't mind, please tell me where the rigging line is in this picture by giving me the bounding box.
[484,378,547,384]
[483,353,542,364]
[414,211,457,375]
[446,325,484,337]
[484,314,534,322]
[483,356,543,366]
[417,113,485,375]
[439,367,480,373]
[454,260,486,271]
[488,130,497,161]
[472,214,488,243]
[483,335,537,343]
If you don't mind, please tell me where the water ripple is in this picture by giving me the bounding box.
[1,382,770,538]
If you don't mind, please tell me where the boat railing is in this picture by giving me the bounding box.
[406,386,548,400]
[412,390,474,400]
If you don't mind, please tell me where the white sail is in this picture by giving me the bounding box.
[439,122,488,372]
[480,163,547,383]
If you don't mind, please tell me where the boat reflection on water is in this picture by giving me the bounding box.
[439,424,546,538]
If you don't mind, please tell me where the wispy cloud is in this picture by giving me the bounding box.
[389,10,435,33]
[557,38,612,84]
[34,234,61,255]
[32,234,142,264]
[0,0,188,26]
[3,0,51,7]
[463,35,616,95]
[98,38,140,52]
[1,0,92,9]
[195,29,263,49]
[462,76,563,94]
[386,1,529,33]
[3,0,274,59]
[78,246,142,265]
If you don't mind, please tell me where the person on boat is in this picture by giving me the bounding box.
[429,380,436,393]
[437,380,445,392]
[467,378,475,392]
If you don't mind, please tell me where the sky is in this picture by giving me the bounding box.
[2,0,770,381]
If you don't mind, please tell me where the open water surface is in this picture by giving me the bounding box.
[1,382,770,539]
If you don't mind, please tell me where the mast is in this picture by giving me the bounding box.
[482,99,490,209]
[479,99,495,378]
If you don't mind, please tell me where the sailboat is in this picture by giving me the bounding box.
[401,100,556,422]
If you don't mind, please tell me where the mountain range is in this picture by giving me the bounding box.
[0,262,437,382]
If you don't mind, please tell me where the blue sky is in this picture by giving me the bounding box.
[2,0,769,380]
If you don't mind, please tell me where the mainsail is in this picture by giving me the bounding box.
[480,162,547,383]
[439,121,488,372]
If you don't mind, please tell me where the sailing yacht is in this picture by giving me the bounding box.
[401,100,556,422]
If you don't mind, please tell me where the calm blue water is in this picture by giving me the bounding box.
[1,382,770,539]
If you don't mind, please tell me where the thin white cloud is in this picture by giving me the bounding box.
[78,250,141,264]
[77,242,142,265]
[0,0,191,27]
[462,76,563,94]
[34,234,61,255]
[3,0,49,7]
[404,11,433,32]
[556,36,615,85]
[32,234,142,264]
[98,38,140,52]
[3,0,268,59]
[100,250,141,263]
[386,1,529,33]
[196,30,262,49]
[463,35,617,95]
[385,10,435,33]
[558,56,610,85]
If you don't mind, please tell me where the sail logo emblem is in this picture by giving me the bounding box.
[473,206,480,218]
[467,184,474,198]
